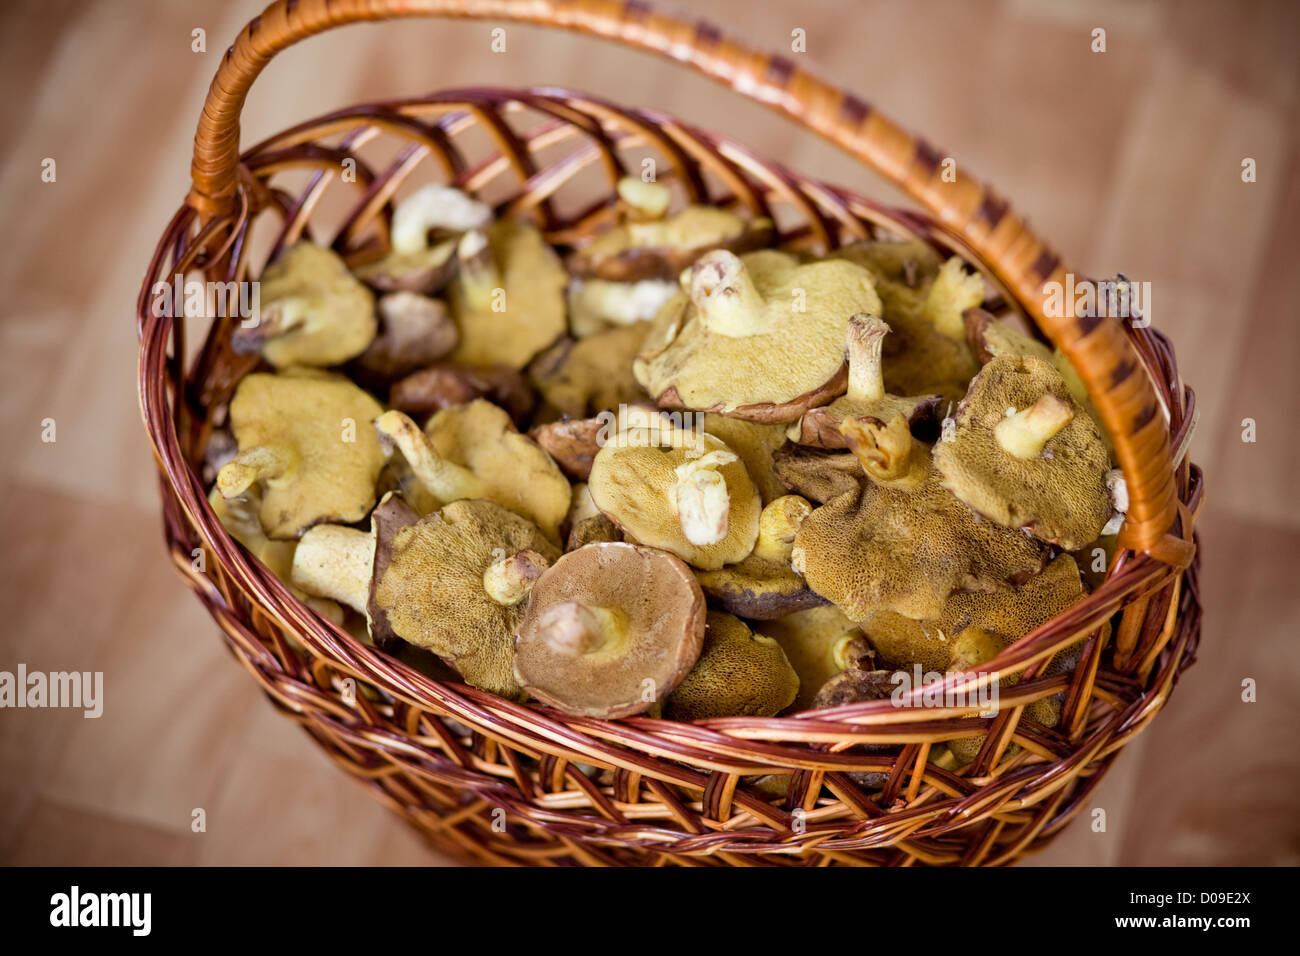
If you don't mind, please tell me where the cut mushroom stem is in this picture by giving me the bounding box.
[483,549,551,606]
[841,413,927,488]
[752,495,813,562]
[390,184,491,255]
[456,229,502,312]
[291,524,376,614]
[216,443,300,499]
[617,176,671,221]
[844,313,889,404]
[534,601,623,657]
[373,410,484,504]
[994,394,1075,459]
[672,449,739,546]
[689,250,772,337]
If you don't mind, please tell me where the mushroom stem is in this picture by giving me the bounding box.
[689,250,772,337]
[844,314,889,404]
[373,410,484,504]
[483,550,551,606]
[672,450,738,546]
[456,229,503,312]
[994,394,1075,459]
[391,185,491,255]
[617,176,671,221]
[534,601,622,656]
[290,524,376,614]
[841,413,928,489]
[752,495,813,562]
[216,443,300,499]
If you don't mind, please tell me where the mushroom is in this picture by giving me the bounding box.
[233,242,376,368]
[388,361,534,426]
[772,444,865,504]
[932,355,1112,550]
[789,314,941,449]
[809,665,902,789]
[918,256,988,340]
[663,612,799,720]
[215,370,385,538]
[289,492,420,650]
[513,541,707,717]
[373,400,570,541]
[633,249,882,422]
[695,495,827,619]
[526,321,651,420]
[791,466,1049,621]
[530,416,605,481]
[352,184,491,293]
[447,221,568,370]
[371,499,561,698]
[699,414,790,505]
[587,421,761,570]
[568,177,772,281]
[760,605,867,711]
[566,277,680,337]
[346,291,458,391]
[565,483,621,550]
[839,412,932,490]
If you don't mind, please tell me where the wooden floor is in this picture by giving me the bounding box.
[1,0,1297,866]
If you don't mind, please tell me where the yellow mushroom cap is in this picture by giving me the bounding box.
[663,612,799,720]
[633,249,882,422]
[237,242,377,368]
[513,542,707,718]
[933,355,1112,550]
[372,499,561,699]
[760,606,863,711]
[448,220,567,370]
[587,427,760,571]
[526,321,651,419]
[216,370,385,539]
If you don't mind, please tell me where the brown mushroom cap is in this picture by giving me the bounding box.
[373,499,561,698]
[513,542,706,717]
[526,321,650,419]
[346,291,458,390]
[811,667,899,710]
[759,606,866,711]
[388,362,534,426]
[530,416,605,481]
[933,355,1112,550]
[663,612,799,720]
[791,468,1049,622]
[448,221,567,369]
[633,249,881,422]
[772,444,865,504]
[216,370,385,538]
[587,424,761,571]
[234,242,377,368]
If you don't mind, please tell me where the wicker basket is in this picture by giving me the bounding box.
[137,0,1203,866]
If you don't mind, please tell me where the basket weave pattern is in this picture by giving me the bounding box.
[137,1,1203,866]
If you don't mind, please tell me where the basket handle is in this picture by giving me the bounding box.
[188,0,1184,561]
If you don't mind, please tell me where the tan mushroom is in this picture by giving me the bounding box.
[346,291,458,390]
[233,242,376,368]
[695,495,826,619]
[448,221,567,369]
[932,354,1112,550]
[587,420,761,570]
[760,606,866,711]
[371,499,561,698]
[215,370,385,538]
[633,249,882,422]
[513,541,707,717]
[353,184,491,293]
[373,400,570,541]
[526,321,651,420]
[663,612,799,720]
[565,483,621,550]
[699,414,790,505]
[569,177,772,282]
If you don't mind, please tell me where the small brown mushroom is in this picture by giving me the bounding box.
[695,495,826,619]
[513,541,707,717]
[569,177,772,281]
[526,321,650,419]
[933,355,1112,550]
[353,184,491,293]
[388,361,534,426]
[789,314,941,449]
[374,400,570,541]
[663,612,799,720]
[233,242,377,368]
[530,417,605,481]
[772,444,865,504]
[633,249,882,422]
[447,222,568,369]
[587,421,761,570]
[811,666,899,710]
[215,370,385,538]
[346,291,458,391]
[372,499,561,698]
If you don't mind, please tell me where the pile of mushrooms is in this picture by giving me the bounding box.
[207,178,1124,773]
